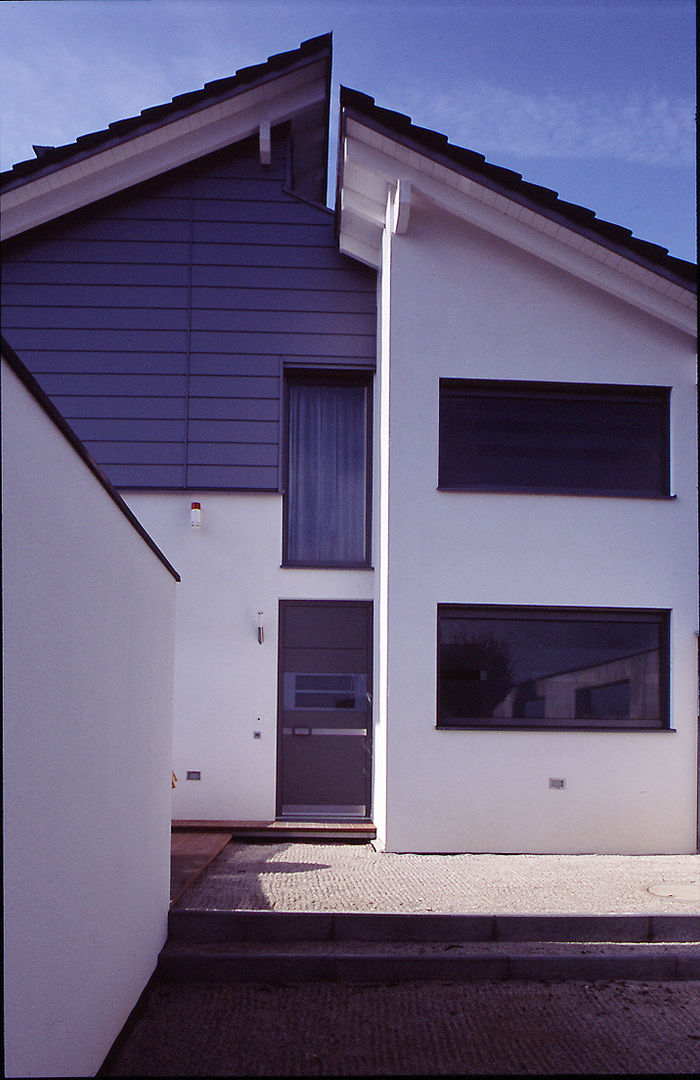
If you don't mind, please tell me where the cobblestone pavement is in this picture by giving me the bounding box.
[174,841,700,915]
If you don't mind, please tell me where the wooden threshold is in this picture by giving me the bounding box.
[172,819,377,842]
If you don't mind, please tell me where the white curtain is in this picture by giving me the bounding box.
[287,382,367,564]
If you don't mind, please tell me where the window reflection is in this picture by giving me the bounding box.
[438,608,665,729]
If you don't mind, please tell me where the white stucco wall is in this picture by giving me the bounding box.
[123,491,374,822]
[2,357,177,1078]
[379,203,698,853]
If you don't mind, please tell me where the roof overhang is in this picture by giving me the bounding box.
[338,99,696,337]
[1,40,331,241]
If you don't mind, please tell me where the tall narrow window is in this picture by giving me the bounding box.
[285,375,371,567]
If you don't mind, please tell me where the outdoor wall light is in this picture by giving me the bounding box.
[257,611,264,644]
[190,501,201,528]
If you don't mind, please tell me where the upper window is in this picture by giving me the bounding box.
[284,374,371,567]
[437,605,669,731]
[438,380,670,497]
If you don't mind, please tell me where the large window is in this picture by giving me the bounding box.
[438,380,670,497]
[284,374,371,567]
[437,606,669,730]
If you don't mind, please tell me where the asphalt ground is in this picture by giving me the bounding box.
[102,977,700,1075]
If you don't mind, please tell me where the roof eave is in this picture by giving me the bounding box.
[337,93,696,335]
[1,34,332,240]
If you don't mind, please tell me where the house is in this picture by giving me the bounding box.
[2,33,697,859]
[2,337,178,1077]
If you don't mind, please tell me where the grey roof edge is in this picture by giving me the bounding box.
[338,86,697,293]
[0,33,333,195]
[1,335,181,582]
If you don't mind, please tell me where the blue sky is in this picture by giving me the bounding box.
[1,0,695,261]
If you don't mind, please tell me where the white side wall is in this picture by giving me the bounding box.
[381,203,698,853]
[2,358,177,1078]
[123,492,374,821]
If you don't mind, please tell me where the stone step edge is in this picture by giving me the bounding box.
[156,947,700,984]
[167,910,700,944]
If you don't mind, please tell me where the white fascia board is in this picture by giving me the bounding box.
[339,126,696,335]
[1,65,326,240]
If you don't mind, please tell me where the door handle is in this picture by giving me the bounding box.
[366,692,373,706]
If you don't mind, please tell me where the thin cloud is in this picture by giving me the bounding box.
[406,83,695,167]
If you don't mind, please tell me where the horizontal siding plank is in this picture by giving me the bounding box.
[5,306,189,331]
[57,218,191,243]
[20,351,188,375]
[191,309,375,335]
[193,199,332,225]
[51,396,186,419]
[0,262,191,286]
[187,443,278,467]
[106,464,187,488]
[6,328,188,350]
[189,354,280,376]
[189,177,291,201]
[189,375,279,398]
[185,464,278,490]
[73,418,187,441]
[39,373,187,396]
[83,442,186,465]
[191,221,332,245]
[191,244,347,268]
[188,397,278,421]
[189,330,375,358]
[2,284,189,308]
[191,265,375,290]
[187,419,278,442]
[106,197,193,221]
[17,240,189,264]
[191,287,375,313]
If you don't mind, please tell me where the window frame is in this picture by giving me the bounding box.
[436,604,671,732]
[437,379,671,498]
[282,370,373,569]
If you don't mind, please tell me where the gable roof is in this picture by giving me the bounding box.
[337,87,696,332]
[1,34,332,239]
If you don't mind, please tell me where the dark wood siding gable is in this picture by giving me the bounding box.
[1,130,376,490]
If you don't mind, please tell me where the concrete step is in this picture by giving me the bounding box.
[167,910,700,944]
[158,911,700,983]
[156,938,700,983]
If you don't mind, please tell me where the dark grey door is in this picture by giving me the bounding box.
[277,600,373,820]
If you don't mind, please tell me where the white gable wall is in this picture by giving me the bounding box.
[379,201,698,853]
[2,358,177,1077]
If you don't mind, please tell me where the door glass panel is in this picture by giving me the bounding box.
[284,673,367,710]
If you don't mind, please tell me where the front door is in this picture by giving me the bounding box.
[277,600,373,820]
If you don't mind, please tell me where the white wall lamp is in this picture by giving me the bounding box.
[257,611,264,645]
[190,501,201,528]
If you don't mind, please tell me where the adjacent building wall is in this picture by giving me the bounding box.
[2,354,177,1078]
[380,203,698,853]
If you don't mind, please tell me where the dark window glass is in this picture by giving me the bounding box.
[437,606,668,730]
[284,376,371,566]
[438,380,670,496]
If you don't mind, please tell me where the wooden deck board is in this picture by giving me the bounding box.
[170,830,232,906]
